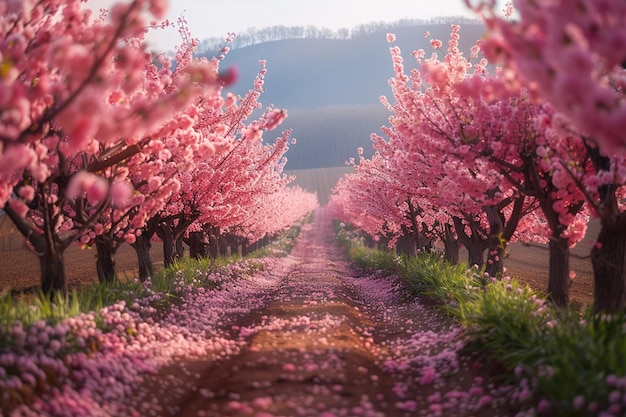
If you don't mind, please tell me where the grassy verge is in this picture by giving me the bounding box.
[338,233,626,417]
[0,220,309,413]
[0,221,304,335]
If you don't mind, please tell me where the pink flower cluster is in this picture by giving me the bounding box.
[1,256,287,416]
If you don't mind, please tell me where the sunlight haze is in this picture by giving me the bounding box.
[87,0,489,51]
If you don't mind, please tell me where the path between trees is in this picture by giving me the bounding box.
[138,208,524,417]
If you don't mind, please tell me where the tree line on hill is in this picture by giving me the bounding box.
[198,16,481,54]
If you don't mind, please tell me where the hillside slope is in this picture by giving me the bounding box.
[205,22,487,170]
[280,105,388,169]
[286,166,353,206]
[215,23,486,109]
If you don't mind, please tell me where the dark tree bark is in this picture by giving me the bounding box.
[5,203,68,296]
[419,222,435,253]
[442,223,460,265]
[175,233,185,260]
[584,143,626,313]
[39,246,68,296]
[453,215,487,269]
[95,234,117,284]
[547,236,571,307]
[395,229,416,256]
[591,213,626,313]
[131,233,155,281]
[157,223,177,268]
[208,236,220,259]
[156,213,197,268]
[188,231,209,259]
[131,216,159,282]
[483,197,524,278]
[536,195,578,307]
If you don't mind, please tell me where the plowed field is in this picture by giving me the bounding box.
[0,215,597,306]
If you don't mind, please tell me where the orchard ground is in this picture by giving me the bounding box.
[130,207,526,417]
[0,207,599,416]
[0,213,597,307]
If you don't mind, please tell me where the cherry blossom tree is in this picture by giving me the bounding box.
[468,0,626,312]
[153,61,296,269]
[88,21,233,283]
[331,25,592,306]
[1,0,231,295]
[379,27,535,279]
[235,185,319,251]
[386,26,592,303]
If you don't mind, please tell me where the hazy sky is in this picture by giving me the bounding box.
[87,0,489,51]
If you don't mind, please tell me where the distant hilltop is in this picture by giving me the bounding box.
[198,16,483,54]
[205,19,487,109]
[196,19,487,170]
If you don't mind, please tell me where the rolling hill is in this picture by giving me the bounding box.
[285,166,354,206]
[215,22,486,109]
[202,21,488,171]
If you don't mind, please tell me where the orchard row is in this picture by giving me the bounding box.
[329,1,626,314]
[0,0,318,296]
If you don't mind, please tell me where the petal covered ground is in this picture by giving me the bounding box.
[9,208,527,416]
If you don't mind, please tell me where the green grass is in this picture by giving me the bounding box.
[0,222,304,334]
[339,234,626,416]
[0,279,150,333]
[458,277,551,366]
[398,252,481,308]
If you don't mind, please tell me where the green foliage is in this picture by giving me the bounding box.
[398,252,478,308]
[458,278,551,366]
[340,235,626,416]
[526,313,626,415]
[0,279,152,332]
[348,245,401,275]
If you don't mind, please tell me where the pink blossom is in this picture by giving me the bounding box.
[573,395,586,410]
[8,198,29,217]
[219,66,239,86]
[419,365,436,385]
[18,185,35,201]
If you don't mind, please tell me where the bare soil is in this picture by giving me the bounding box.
[135,208,523,417]
[0,240,164,295]
[0,216,597,307]
[0,209,599,416]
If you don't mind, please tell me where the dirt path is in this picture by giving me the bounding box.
[140,208,523,417]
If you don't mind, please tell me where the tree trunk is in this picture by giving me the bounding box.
[547,235,570,307]
[418,223,434,253]
[188,231,208,259]
[131,234,155,281]
[363,234,376,248]
[591,214,626,314]
[40,247,68,297]
[219,237,229,257]
[452,216,485,269]
[583,142,626,313]
[4,202,68,297]
[95,235,117,284]
[175,234,185,260]
[157,224,176,268]
[209,234,220,259]
[442,224,460,265]
[395,231,416,256]
[482,198,524,279]
[466,243,485,269]
[485,247,505,278]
